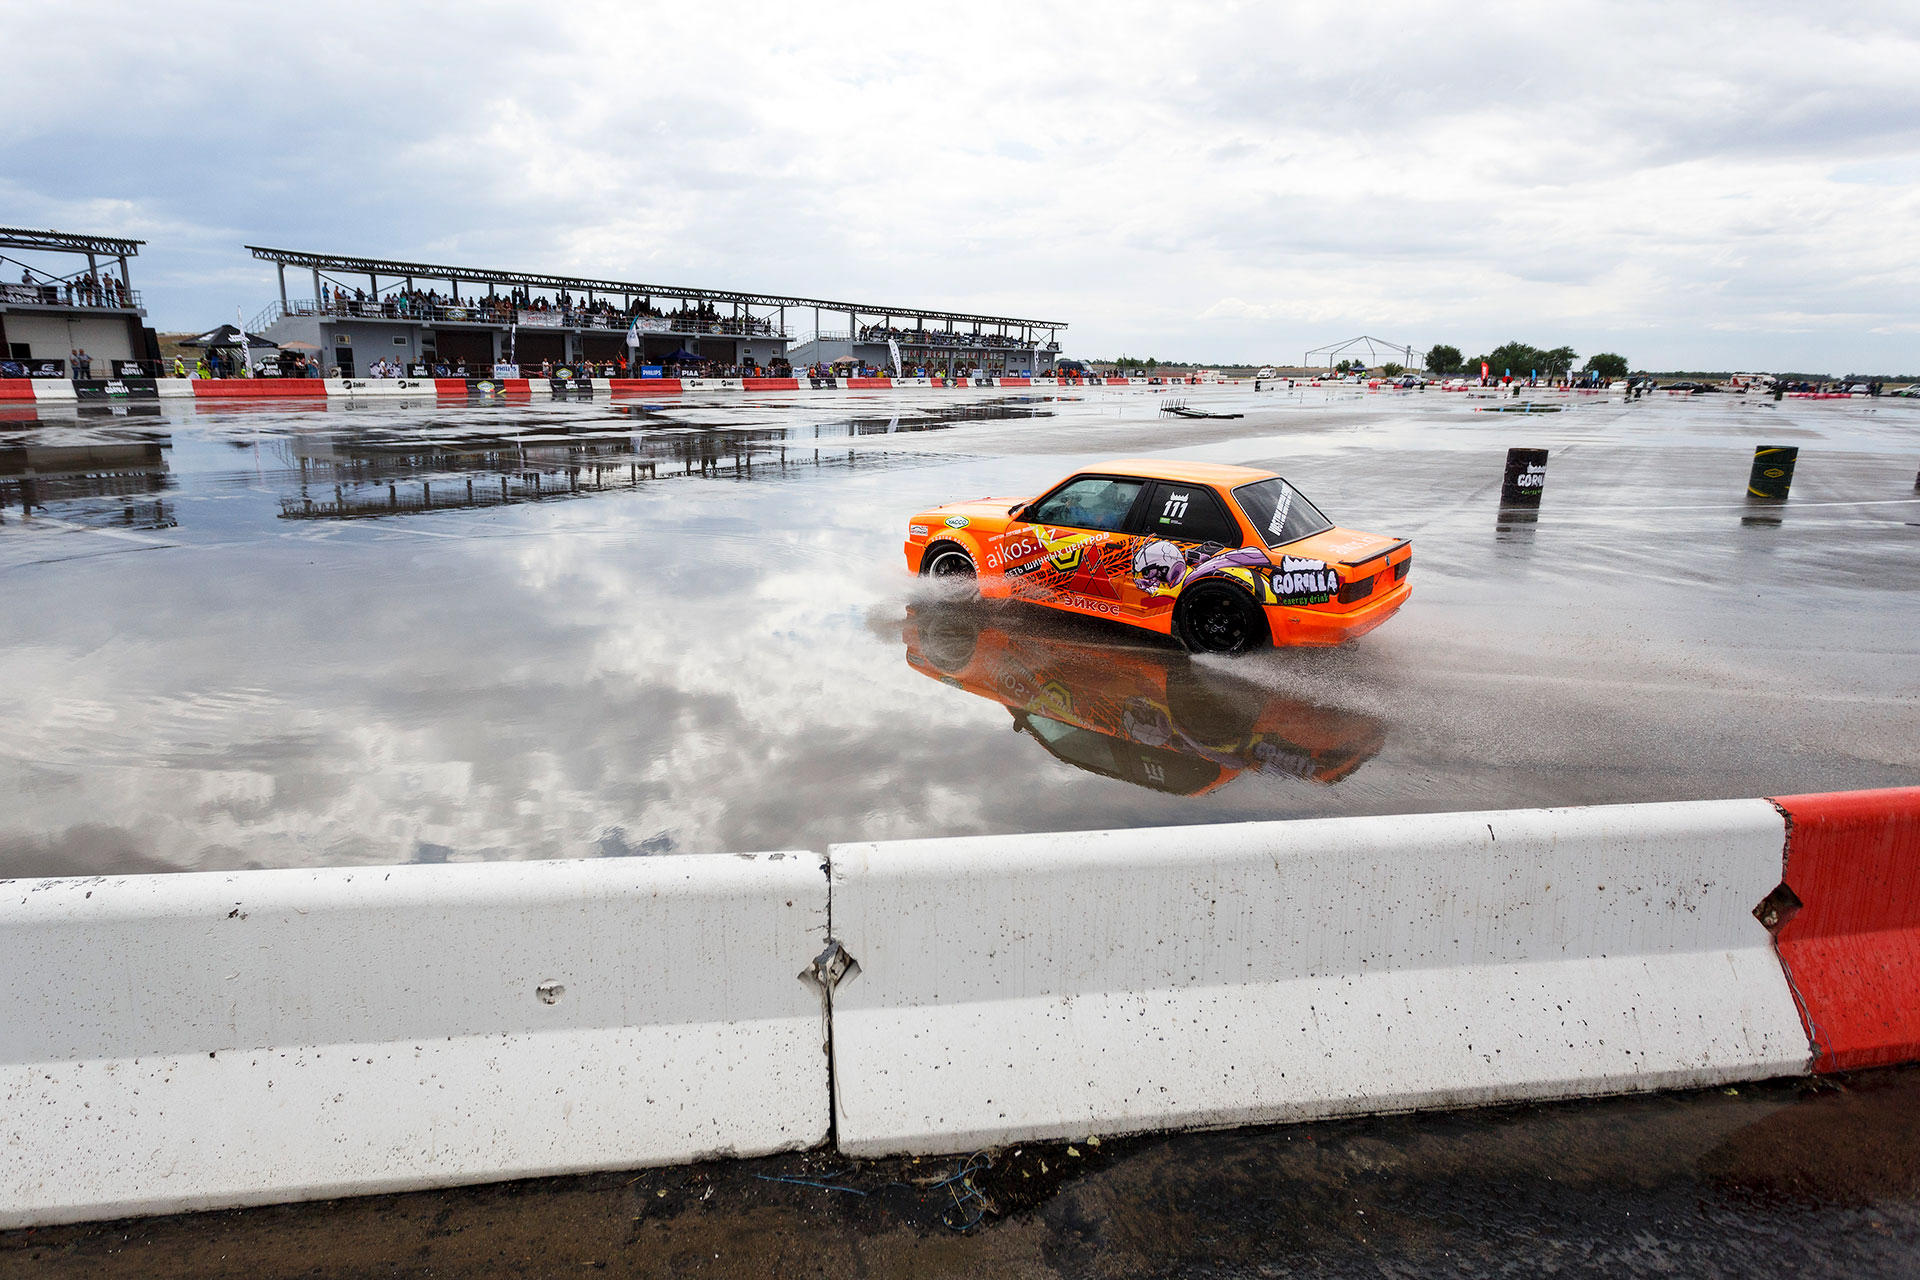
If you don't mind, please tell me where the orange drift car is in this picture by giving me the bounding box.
[904,460,1411,654]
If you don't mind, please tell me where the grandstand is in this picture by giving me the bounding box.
[0,227,158,377]
[247,246,1064,377]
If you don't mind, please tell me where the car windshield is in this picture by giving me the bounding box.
[1233,478,1333,548]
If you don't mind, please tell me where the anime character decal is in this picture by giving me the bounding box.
[1131,539,1275,598]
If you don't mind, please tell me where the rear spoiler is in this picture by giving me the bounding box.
[1339,538,1411,570]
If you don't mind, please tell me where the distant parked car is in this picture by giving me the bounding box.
[1662,381,1719,393]
[1255,367,1278,379]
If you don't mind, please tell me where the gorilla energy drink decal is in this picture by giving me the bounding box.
[1271,555,1339,605]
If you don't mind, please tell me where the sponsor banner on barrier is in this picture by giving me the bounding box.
[0,358,66,379]
[516,310,565,327]
[807,376,840,389]
[73,378,160,401]
[464,377,533,397]
[331,378,436,396]
[549,377,595,396]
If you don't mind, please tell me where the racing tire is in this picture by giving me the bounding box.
[1174,581,1268,656]
[921,543,980,596]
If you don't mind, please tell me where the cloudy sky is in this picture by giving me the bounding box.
[4,0,1916,371]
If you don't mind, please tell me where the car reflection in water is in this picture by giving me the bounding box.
[904,603,1387,795]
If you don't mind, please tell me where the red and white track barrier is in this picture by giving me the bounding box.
[827,800,1809,1155]
[0,374,1217,405]
[0,854,828,1228]
[1769,788,1920,1071]
[2,788,1915,1225]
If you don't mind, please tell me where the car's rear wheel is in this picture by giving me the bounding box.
[1175,581,1267,656]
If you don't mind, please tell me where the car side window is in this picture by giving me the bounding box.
[1135,482,1243,545]
[1025,477,1145,532]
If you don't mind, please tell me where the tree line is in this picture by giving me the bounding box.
[1425,343,1628,380]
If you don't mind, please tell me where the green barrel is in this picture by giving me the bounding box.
[1747,446,1798,500]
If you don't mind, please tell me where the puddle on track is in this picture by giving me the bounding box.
[1,385,1916,876]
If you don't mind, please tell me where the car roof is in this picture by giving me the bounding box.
[1083,459,1278,486]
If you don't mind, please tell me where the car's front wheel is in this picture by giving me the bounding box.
[1175,581,1267,656]
[921,543,979,595]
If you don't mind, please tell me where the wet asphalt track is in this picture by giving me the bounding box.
[2,384,1918,1274]
[1,383,1915,875]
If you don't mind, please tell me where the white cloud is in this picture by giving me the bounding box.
[2,0,1916,370]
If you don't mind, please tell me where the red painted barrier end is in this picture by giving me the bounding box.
[0,379,40,401]
[192,379,327,399]
[1770,787,1920,1072]
[609,379,683,394]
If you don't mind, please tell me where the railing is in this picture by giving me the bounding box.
[856,329,1060,352]
[0,282,142,310]
[257,298,787,339]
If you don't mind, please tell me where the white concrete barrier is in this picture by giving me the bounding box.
[826,801,1810,1156]
[0,853,828,1227]
[326,377,439,398]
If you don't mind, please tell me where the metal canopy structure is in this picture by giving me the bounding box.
[246,245,1067,335]
[1304,335,1420,370]
[0,227,146,258]
[0,226,146,309]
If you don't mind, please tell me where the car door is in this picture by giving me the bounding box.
[1120,481,1253,617]
[1001,474,1148,609]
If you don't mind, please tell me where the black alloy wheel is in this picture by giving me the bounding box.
[1176,581,1265,656]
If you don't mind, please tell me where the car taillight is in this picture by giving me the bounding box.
[1393,554,1411,582]
[1337,574,1375,604]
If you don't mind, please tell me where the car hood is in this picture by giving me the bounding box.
[921,497,1029,527]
